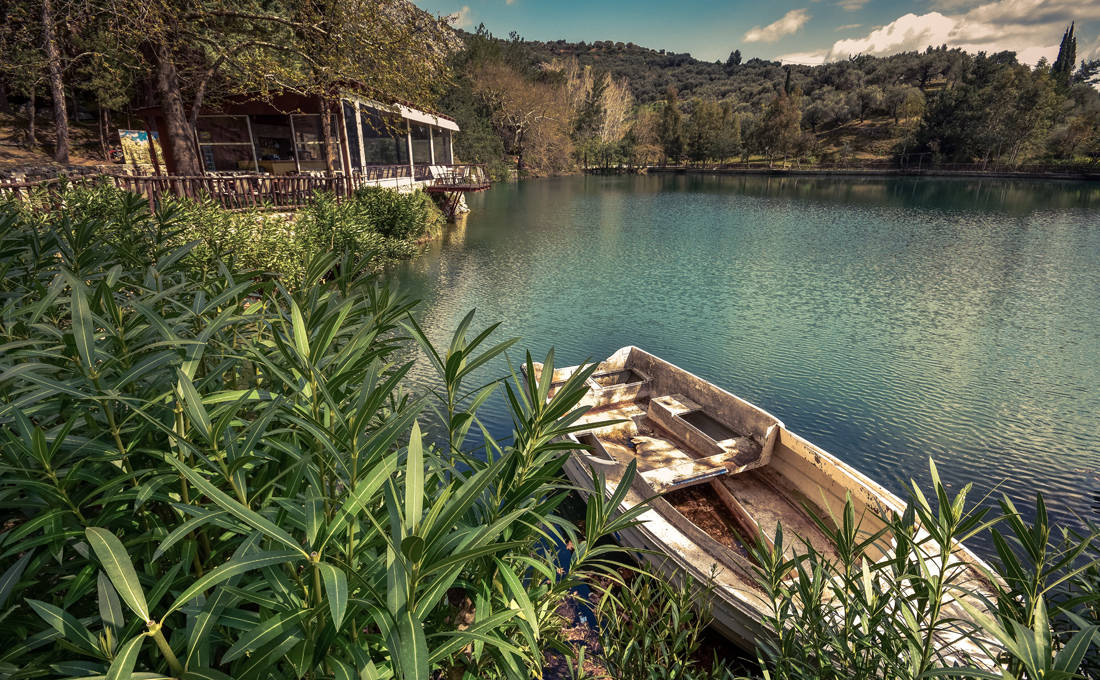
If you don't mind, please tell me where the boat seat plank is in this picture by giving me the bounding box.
[641,459,728,494]
[652,393,701,415]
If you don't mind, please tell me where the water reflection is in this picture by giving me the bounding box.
[659,173,1100,213]
[395,174,1100,545]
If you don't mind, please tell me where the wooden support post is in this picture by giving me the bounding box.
[244,115,259,172]
[289,114,301,174]
[337,100,354,195]
[406,120,414,183]
[354,101,366,171]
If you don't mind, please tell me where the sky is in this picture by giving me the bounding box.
[411,0,1100,66]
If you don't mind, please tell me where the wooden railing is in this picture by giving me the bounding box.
[1,164,490,212]
[429,164,490,188]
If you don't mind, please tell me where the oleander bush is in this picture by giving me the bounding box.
[4,182,440,287]
[0,192,644,679]
[2,186,1099,680]
[581,472,1100,680]
[349,187,445,241]
[745,467,1100,680]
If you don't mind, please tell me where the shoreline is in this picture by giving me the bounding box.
[642,165,1100,182]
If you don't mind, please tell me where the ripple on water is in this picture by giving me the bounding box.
[395,174,1100,546]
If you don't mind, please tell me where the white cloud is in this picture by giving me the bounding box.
[814,0,1099,64]
[448,5,472,28]
[837,0,870,11]
[836,23,863,30]
[778,51,830,64]
[744,9,812,43]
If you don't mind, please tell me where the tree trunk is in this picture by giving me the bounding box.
[42,0,70,164]
[0,79,9,113]
[154,47,202,175]
[98,104,108,160]
[27,90,37,148]
[321,97,336,175]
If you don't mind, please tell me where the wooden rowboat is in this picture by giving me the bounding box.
[528,346,999,660]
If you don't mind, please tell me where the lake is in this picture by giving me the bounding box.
[396,173,1100,538]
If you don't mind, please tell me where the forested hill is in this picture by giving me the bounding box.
[445,26,1100,176]
[521,40,746,104]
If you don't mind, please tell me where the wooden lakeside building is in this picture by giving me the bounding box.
[2,90,489,214]
[135,90,470,187]
[105,90,490,215]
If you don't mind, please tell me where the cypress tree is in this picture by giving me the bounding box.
[1052,23,1076,89]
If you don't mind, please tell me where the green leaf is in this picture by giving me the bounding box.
[1053,625,1097,674]
[26,599,100,654]
[68,277,96,370]
[164,550,302,617]
[319,562,348,630]
[317,453,398,552]
[494,559,538,640]
[105,635,143,680]
[86,528,150,622]
[0,550,33,608]
[97,571,125,632]
[396,607,428,680]
[400,536,425,563]
[289,299,310,360]
[164,457,307,557]
[405,421,423,533]
[175,370,212,441]
[182,668,236,680]
[221,609,307,663]
[330,658,355,680]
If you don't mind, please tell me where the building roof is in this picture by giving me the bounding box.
[135,89,460,132]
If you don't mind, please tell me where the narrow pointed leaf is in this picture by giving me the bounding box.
[86,528,149,622]
[26,599,100,653]
[396,607,428,680]
[319,562,348,630]
[0,551,33,608]
[405,421,423,532]
[97,571,125,632]
[164,457,307,557]
[164,550,301,617]
[105,635,143,680]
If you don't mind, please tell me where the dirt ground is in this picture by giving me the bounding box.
[0,112,110,168]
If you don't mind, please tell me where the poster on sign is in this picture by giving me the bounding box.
[118,130,163,167]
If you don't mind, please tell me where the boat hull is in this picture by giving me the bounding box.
[534,346,999,656]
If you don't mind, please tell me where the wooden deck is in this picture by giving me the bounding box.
[422,165,492,218]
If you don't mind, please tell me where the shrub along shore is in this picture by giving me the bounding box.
[0,186,1098,679]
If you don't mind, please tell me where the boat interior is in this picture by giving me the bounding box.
[541,347,843,566]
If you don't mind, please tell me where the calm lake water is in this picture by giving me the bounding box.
[395,174,1100,539]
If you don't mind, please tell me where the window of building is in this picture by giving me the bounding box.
[195,116,255,172]
[360,107,405,165]
[291,114,336,171]
[411,124,432,164]
[343,102,361,169]
[433,128,452,164]
[251,115,295,162]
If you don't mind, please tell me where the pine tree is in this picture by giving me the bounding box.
[657,87,683,163]
[1052,23,1076,89]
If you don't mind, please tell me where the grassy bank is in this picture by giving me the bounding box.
[0,187,1098,679]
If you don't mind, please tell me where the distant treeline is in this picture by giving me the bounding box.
[446,25,1100,175]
